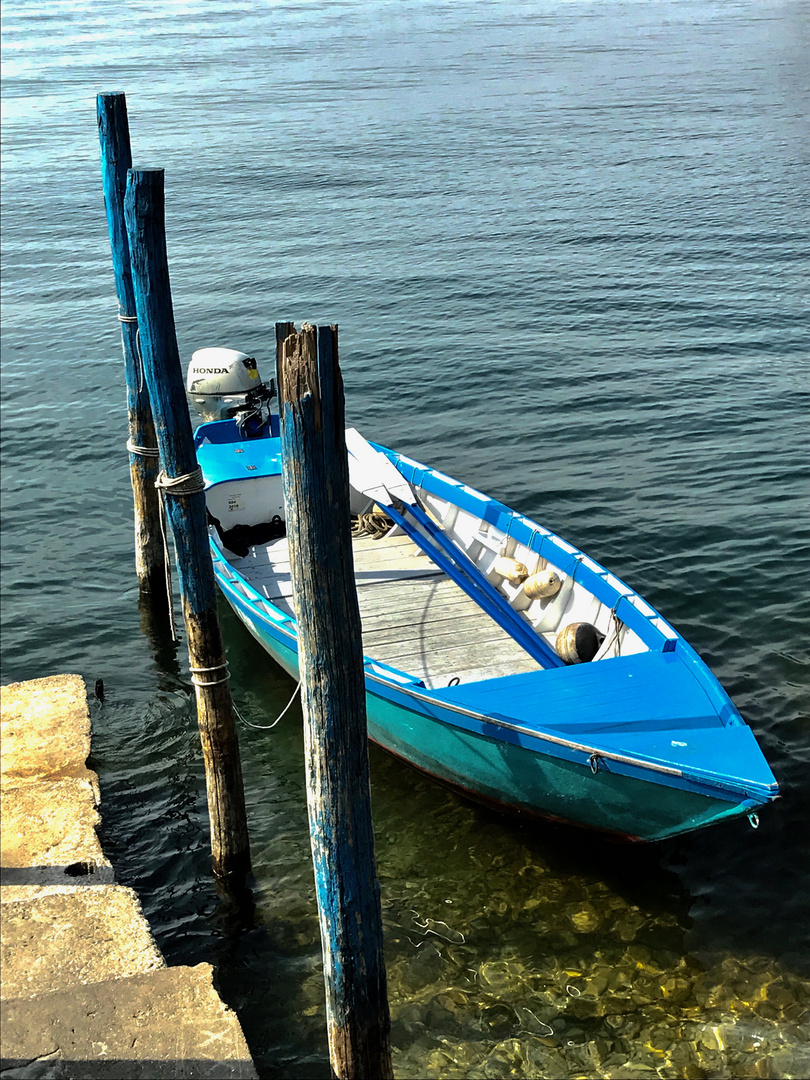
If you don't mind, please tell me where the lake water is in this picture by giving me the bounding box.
[2,0,809,1076]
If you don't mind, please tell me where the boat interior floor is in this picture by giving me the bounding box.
[224,530,543,688]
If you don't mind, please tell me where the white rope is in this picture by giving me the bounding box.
[594,611,622,661]
[126,437,160,458]
[156,491,177,643]
[155,467,205,496]
[235,680,302,730]
[189,662,230,688]
[135,329,145,393]
[351,511,394,539]
[152,467,207,642]
[116,309,146,392]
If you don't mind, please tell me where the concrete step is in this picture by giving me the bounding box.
[0,675,258,1079]
[1,963,257,1078]
[1,674,112,888]
[0,884,164,1001]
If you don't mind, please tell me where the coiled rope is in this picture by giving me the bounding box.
[155,466,206,497]
[189,662,230,688]
[351,510,394,540]
[154,466,207,641]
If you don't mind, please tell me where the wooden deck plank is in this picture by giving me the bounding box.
[360,610,492,648]
[431,660,535,687]
[229,531,422,566]
[233,532,441,594]
[361,602,524,649]
[356,579,481,617]
[235,531,539,687]
[244,550,437,577]
[254,568,448,603]
[371,633,539,676]
[350,531,413,552]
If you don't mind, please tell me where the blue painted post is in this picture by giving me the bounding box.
[278,324,392,1080]
[124,167,250,882]
[96,92,167,601]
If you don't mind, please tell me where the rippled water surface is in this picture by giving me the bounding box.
[2,1,809,1076]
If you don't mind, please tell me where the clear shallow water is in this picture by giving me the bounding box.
[2,1,809,1076]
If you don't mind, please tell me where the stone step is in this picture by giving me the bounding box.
[0,963,258,1079]
[0,884,164,1001]
[1,778,113,886]
[1,675,112,888]
[1,675,258,1078]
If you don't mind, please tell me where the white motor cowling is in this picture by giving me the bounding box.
[187,347,265,422]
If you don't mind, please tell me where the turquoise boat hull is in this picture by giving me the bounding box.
[198,421,779,843]
[214,554,771,843]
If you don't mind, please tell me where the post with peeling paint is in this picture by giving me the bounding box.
[278,324,393,1080]
[96,91,167,604]
[123,167,251,883]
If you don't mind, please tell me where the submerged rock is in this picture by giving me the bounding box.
[570,903,601,933]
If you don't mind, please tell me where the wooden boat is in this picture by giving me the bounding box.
[194,416,779,843]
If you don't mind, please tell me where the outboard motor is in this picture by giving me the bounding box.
[186,347,275,436]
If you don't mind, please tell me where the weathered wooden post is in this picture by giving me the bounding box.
[275,320,296,395]
[278,323,393,1080]
[124,167,251,882]
[97,91,167,602]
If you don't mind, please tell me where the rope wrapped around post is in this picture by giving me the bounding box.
[155,466,206,497]
[153,466,207,642]
[189,662,231,688]
[125,438,160,458]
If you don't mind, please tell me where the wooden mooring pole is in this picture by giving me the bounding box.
[124,167,251,883]
[278,324,393,1080]
[97,92,167,602]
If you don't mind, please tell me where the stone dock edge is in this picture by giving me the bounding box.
[0,674,258,1080]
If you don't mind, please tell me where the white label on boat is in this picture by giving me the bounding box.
[227,493,244,512]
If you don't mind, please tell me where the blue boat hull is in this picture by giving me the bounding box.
[216,565,758,843]
[196,419,778,842]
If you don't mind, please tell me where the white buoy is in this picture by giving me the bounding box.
[523,569,562,600]
[492,556,529,585]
